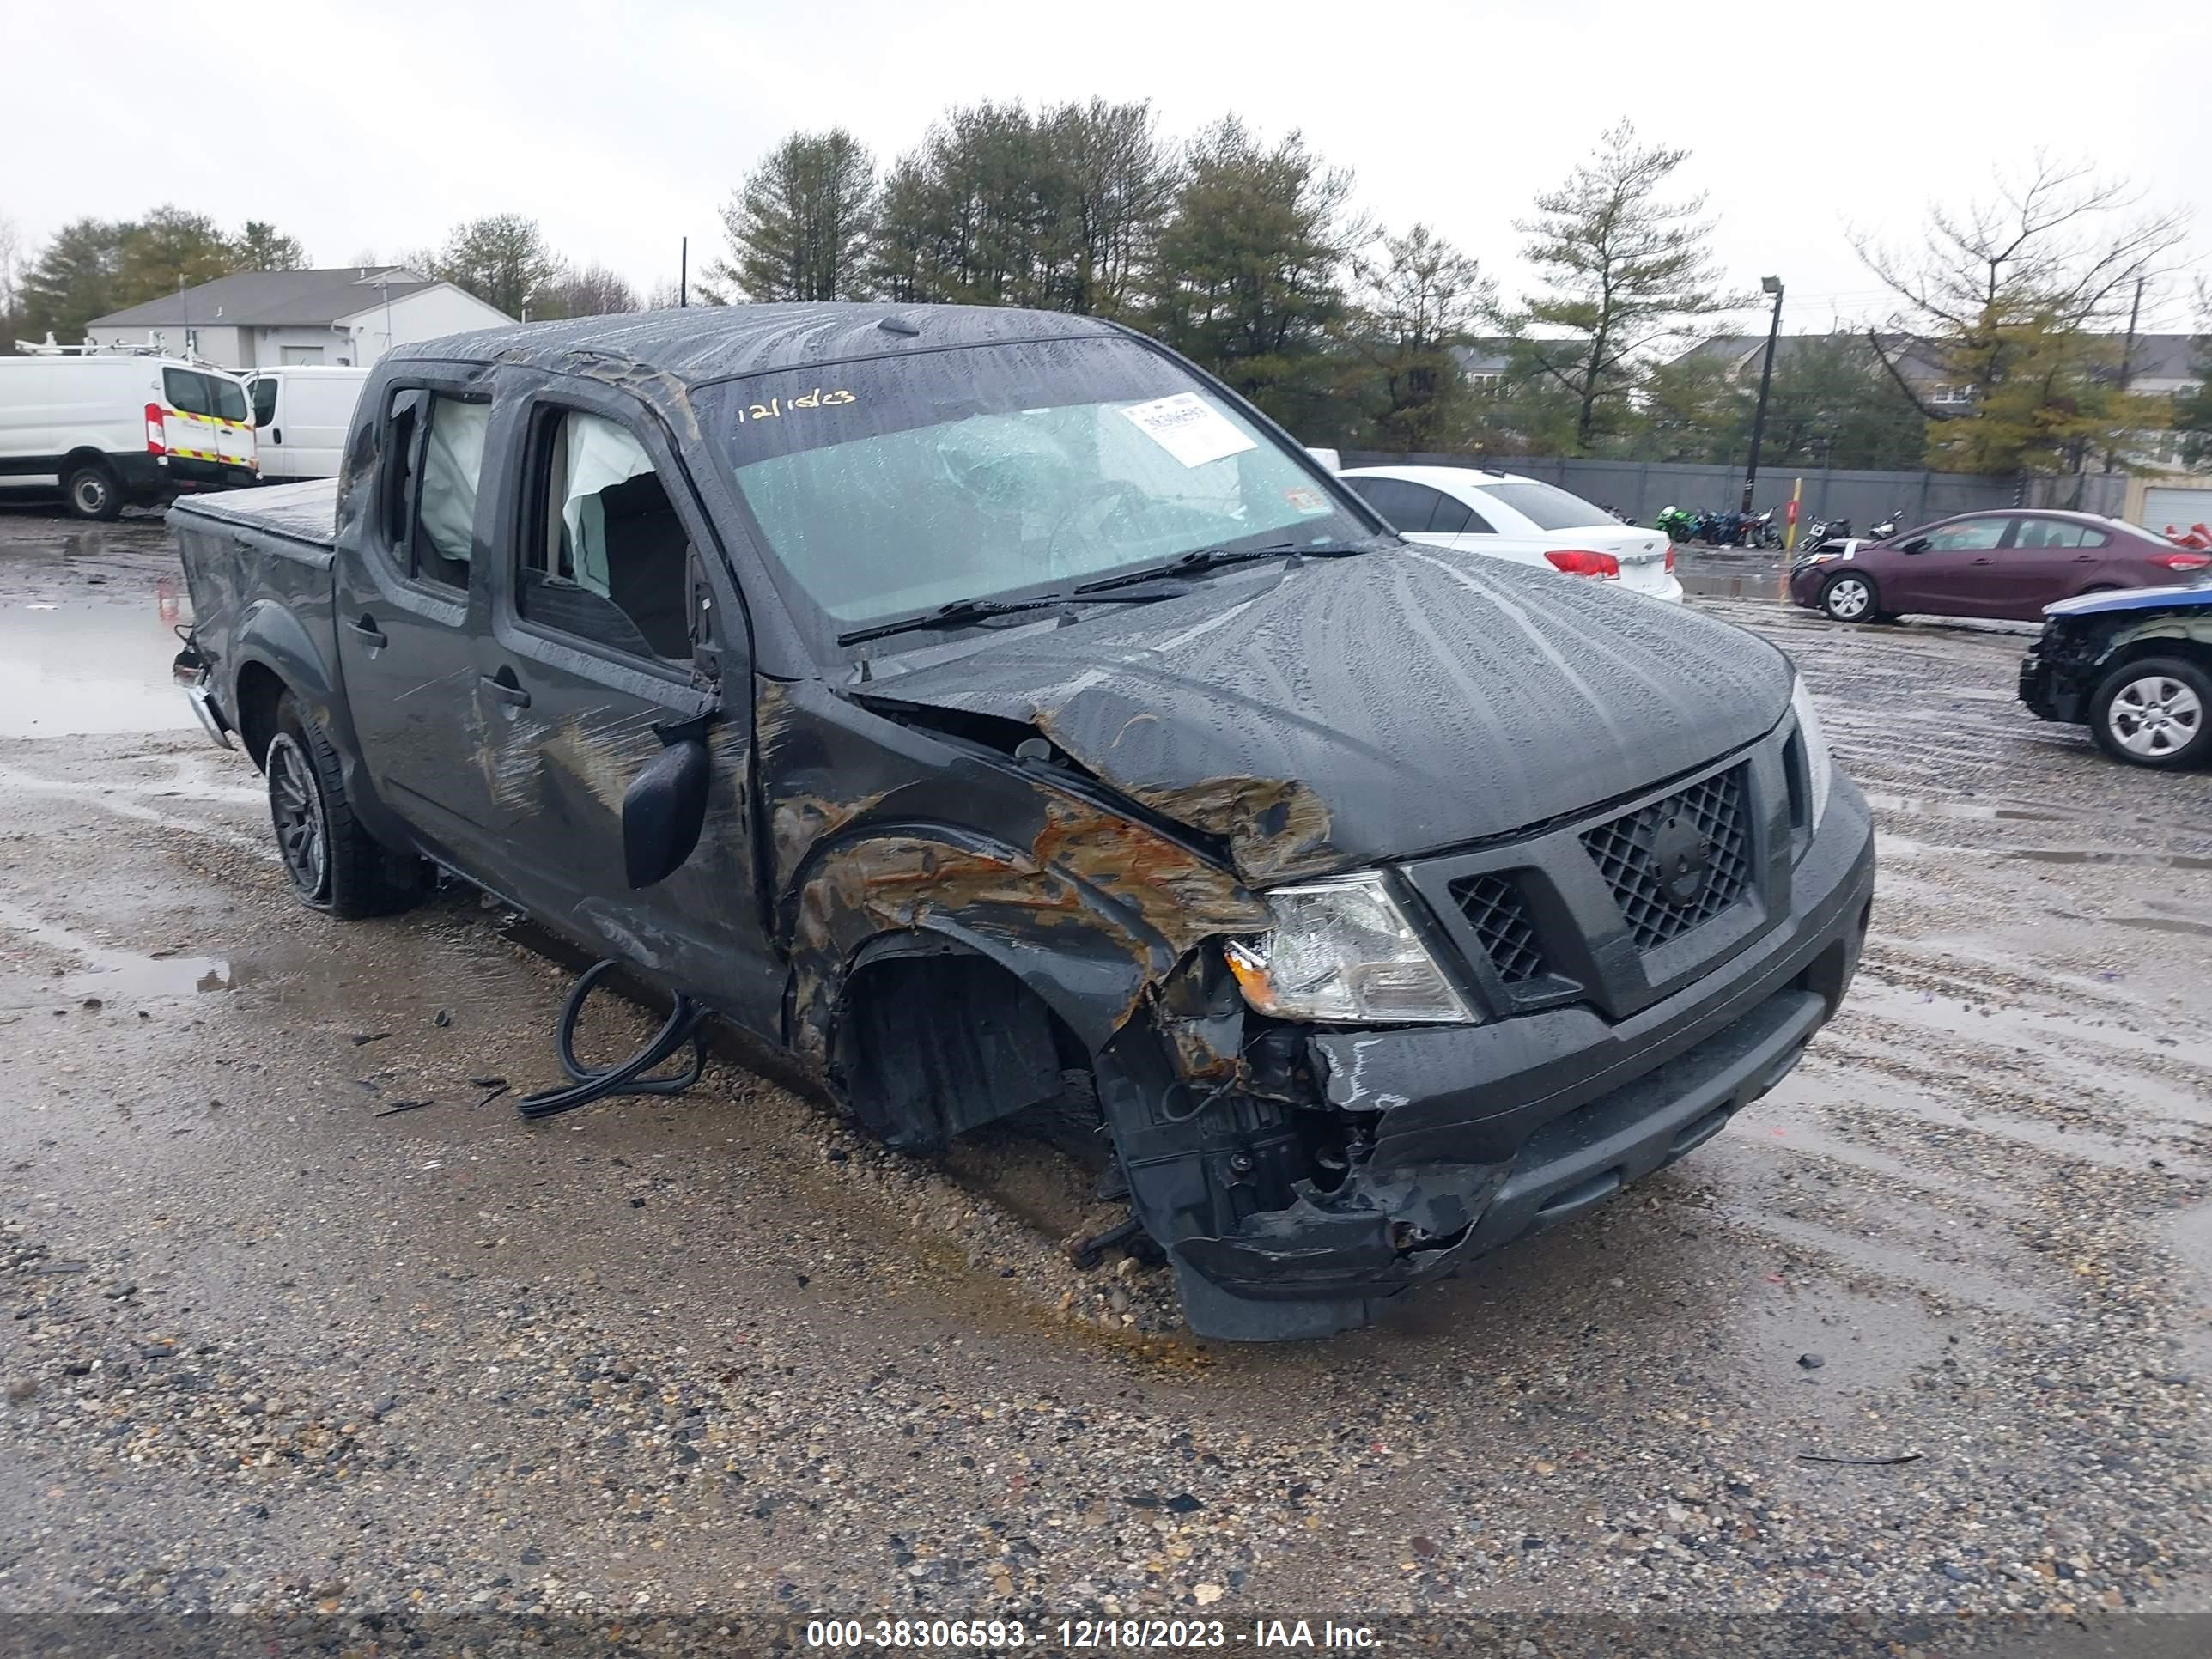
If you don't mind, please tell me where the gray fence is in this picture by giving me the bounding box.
[1335,452,2130,533]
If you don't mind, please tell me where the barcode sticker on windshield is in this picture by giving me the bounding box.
[1119,392,1256,469]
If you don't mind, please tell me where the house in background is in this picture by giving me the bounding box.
[1684,331,2203,452]
[83,267,513,372]
[1449,340,1516,394]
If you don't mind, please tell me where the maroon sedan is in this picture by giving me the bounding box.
[1788,510,2211,624]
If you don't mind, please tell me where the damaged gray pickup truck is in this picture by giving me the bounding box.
[171,304,1874,1340]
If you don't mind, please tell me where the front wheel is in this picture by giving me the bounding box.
[1819,571,1881,623]
[2088,657,2210,769]
[62,460,122,521]
[265,695,428,916]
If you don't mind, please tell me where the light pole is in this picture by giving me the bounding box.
[1739,275,1784,520]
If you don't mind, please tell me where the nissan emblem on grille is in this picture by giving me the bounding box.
[1649,811,1711,904]
[1581,767,1752,951]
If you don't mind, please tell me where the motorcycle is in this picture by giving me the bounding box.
[1655,505,1697,543]
[1750,508,1784,550]
[1869,507,1904,540]
[1799,515,1852,554]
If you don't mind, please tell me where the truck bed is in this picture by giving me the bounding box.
[170,480,341,752]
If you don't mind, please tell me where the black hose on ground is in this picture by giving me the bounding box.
[514,958,709,1121]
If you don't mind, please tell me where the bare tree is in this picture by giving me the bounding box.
[554,264,640,318]
[1852,157,2188,423]
[1850,160,2190,475]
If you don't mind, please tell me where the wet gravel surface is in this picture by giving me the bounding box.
[1,514,2207,1644]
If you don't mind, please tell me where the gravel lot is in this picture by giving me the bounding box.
[1,505,2207,1650]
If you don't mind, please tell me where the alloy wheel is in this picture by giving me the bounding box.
[266,733,330,900]
[2106,675,2203,758]
[1825,576,1871,620]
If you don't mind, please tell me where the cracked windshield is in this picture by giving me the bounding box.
[705,337,1366,629]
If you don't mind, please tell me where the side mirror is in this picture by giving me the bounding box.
[622,738,710,890]
[1900,538,1930,555]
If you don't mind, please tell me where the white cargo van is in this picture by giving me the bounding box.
[244,365,369,482]
[0,352,259,519]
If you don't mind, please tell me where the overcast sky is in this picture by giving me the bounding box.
[9,0,2206,332]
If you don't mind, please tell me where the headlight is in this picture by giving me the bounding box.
[1224,872,1475,1024]
[1792,676,1833,830]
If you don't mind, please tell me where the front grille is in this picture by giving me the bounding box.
[1581,767,1751,951]
[1449,872,1547,983]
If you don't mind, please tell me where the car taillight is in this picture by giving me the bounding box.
[144,404,166,456]
[1664,544,1676,573]
[2152,551,2211,571]
[1544,549,1620,580]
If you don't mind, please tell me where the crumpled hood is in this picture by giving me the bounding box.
[866,547,1794,884]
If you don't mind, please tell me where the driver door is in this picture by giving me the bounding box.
[477,379,782,1036]
[1897,516,2014,616]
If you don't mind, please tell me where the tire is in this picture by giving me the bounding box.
[2087,657,2211,769]
[265,694,428,917]
[62,460,122,521]
[1819,571,1880,623]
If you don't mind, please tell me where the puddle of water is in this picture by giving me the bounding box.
[1861,792,2075,823]
[2003,847,2212,871]
[1681,571,1788,601]
[2108,913,2212,939]
[0,588,195,739]
[0,898,232,1009]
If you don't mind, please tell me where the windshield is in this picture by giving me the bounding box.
[1475,479,1613,532]
[702,337,1370,636]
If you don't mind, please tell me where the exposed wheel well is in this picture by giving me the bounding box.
[234,662,289,769]
[831,939,1088,1152]
[60,447,114,477]
[2100,636,2212,682]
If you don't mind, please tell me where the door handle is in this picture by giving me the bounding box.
[480,671,531,709]
[270,428,282,445]
[2071,554,2094,563]
[347,615,387,648]
[1971,556,1994,565]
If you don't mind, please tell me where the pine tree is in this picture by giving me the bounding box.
[707,129,877,303]
[1147,118,1360,434]
[1509,121,1739,453]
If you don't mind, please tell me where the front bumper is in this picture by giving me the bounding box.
[1168,776,1875,1334]
[2018,633,2082,724]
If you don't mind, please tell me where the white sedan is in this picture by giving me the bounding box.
[1341,465,1684,603]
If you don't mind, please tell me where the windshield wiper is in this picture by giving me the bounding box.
[836,586,1184,647]
[1073,539,1376,595]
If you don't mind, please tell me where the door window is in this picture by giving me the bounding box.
[250,378,279,429]
[520,409,694,664]
[206,375,248,423]
[1921,519,2008,552]
[415,398,489,588]
[380,389,489,590]
[163,368,213,415]
[1351,477,1449,532]
[2012,519,2109,550]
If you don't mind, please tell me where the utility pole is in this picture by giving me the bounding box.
[2106,273,2145,475]
[679,237,688,308]
[1739,276,1785,520]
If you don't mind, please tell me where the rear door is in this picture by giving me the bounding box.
[331,379,508,878]
[2002,516,2112,614]
[477,380,780,1031]
[160,367,221,465]
[202,371,258,474]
